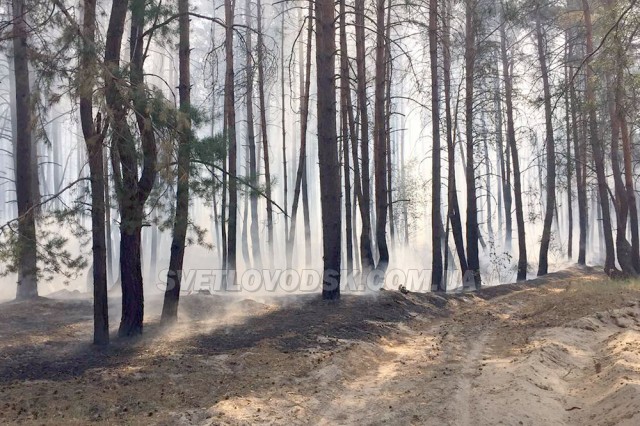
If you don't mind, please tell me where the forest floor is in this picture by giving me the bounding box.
[1,266,640,425]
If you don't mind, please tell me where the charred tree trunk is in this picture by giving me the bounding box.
[355,0,375,275]
[225,0,238,288]
[80,0,108,344]
[111,0,158,337]
[374,0,389,273]
[316,0,341,298]
[430,0,444,291]
[465,0,481,289]
[161,0,191,322]
[244,1,261,268]
[339,0,353,274]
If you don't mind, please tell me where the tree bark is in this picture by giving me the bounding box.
[430,0,444,291]
[564,38,573,259]
[374,0,389,273]
[535,10,556,277]
[465,0,481,289]
[256,0,273,256]
[500,4,526,280]
[608,52,636,276]
[355,0,375,275]
[12,0,38,300]
[339,0,353,274]
[288,0,313,266]
[225,0,238,288]
[244,0,261,268]
[161,0,191,322]
[316,0,341,299]
[582,0,616,276]
[568,39,588,265]
[443,0,467,275]
[80,0,108,344]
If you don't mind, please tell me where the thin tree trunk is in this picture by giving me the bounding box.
[256,0,273,256]
[564,38,573,260]
[374,0,389,273]
[535,10,556,277]
[443,0,467,274]
[385,3,395,247]
[280,3,289,254]
[583,0,616,275]
[500,4,526,280]
[339,0,353,274]
[430,0,443,291]
[288,0,313,266]
[244,1,261,268]
[569,40,588,265]
[355,0,375,275]
[225,0,238,288]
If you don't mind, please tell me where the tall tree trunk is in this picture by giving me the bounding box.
[256,0,273,256]
[535,10,556,277]
[280,3,289,253]
[613,21,639,272]
[79,0,108,344]
[109,0,158,337]
[374,0,389,272]
[225,0,238,288]
[104,147,114,287]
[12,0,38,300]
[494,53,511,247]
[161,0,191,322]
[288,0,313,266]
[569,40,588,265]
[443,0,467,275]
[620,104,640,271]
[244,0,261,268]
[316,0,341,299]
[465,0,481,289]
[564,38,573,259]
[430,0,443,291]
[355,0,375,275]
[385,3,395,247]
[608,55,636,275]
[582,0,616,275]
[500,4,526,280]
[339,0,353,274]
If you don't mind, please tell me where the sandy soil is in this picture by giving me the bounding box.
[1,266,640,425]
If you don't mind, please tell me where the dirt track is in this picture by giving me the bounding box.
[1,266,640,425]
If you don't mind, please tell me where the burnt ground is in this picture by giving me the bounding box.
[1,266,640,425]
